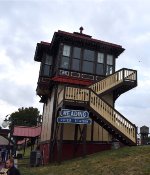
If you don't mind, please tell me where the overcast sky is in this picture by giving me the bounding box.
[0,0,150,131]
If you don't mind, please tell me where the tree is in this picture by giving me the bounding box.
[7,107,42,154]
[9,107,42,128]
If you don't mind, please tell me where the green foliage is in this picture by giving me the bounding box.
[9,107,41,127]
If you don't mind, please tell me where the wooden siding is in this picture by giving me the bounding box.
[92,122,112,141]
[40,90,55,142]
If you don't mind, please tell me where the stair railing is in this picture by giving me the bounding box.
[89,91,136,143]
[61,86,136,144]
[64,86,89,102]
[89,68,137,95]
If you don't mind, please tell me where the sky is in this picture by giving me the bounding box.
[0,0,150,132]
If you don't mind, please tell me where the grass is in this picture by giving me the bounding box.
[19,145,150,175]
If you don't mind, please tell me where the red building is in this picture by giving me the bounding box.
[34,28,137,163]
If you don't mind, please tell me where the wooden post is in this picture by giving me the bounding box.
[50,122,59,162]
[91,120,94,141]
[82,124,87,157]
[23,138,27,155]
[73,124,79,158]
[58,123,64,164]
[49,85,58,163]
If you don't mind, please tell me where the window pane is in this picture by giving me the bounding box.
[96,64,104,75]
[45,55,52,65]
[60,56,69,69]
[43,65,51,76]
[72,59,80,71]
[107,54,113,65]
[82,61,94,73]
[97,53,104,63]
[63,45,71,57]
[73,47,81,59]
[83,49,94,61]
[106,65,113,75]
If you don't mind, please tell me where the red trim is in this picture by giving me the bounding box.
[13,126,42,137]
[40,143,50,164]
[52,76,93,86]
[40,142,111,164]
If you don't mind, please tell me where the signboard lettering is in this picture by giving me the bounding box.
[57,117,92,124]
[60,109,89,118]
[57,109,91,124]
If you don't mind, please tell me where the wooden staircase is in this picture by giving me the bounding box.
[57,68,137,146]
[89,68,137,98]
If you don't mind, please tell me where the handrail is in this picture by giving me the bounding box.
[89,68,137,95]
[64,86,89,102]
[61,86,136,144]
[89,91,136,143]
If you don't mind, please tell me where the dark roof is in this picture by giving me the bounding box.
[34,42,51,62]
[51,30,125,57]
[57,30,123,48]
[34,29,125,62]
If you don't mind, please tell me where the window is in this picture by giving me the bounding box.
[106,66,113,75]
[97,53,104,63]
[83,49,94,61]
[82,61,94,74]
[73,47,81,59]
[96,52,104,75]
[82,49,95,74]
[41,54,53,76]
[72,59,80,71]
[43,65,51,76]
[106,54,113,75]
[63,45,71,57]
[45,54,52,65]
[107,54,113,65]
[96,64,104,75]
[71,47,81,71]
[60,56,69,69]
[60,45,71,69]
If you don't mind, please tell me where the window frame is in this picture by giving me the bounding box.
[60,44,71,69]
[96,52,105,75]
[60,56,70,69]
[83,49,95,61]
[59,44,115,76]
[106,54,114,75]
[71,47,81,71]
[82,60,94,74]
[63,45,71,57]
[81,48,95,74]
[40,53,53,77]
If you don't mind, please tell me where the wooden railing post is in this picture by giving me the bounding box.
[122,68,125,82]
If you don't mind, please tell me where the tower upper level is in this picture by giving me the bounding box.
[34,28,124,80]
[34,28,125,98]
